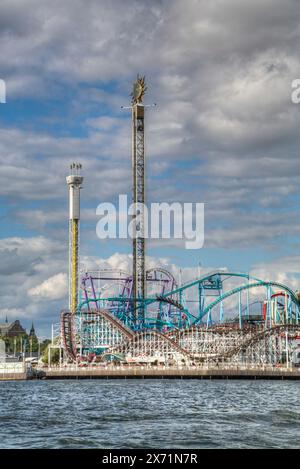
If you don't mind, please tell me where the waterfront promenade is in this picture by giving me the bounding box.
[43,364,300,380]
[2,362,300,381]
[0,362,28,380]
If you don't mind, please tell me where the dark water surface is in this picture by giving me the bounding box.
[0,380,299,448]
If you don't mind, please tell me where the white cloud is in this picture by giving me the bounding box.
[28,272,68,300]
[0,308,27,320]
[251,255,300,291]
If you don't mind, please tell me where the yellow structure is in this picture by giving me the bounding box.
[66,163,83,313]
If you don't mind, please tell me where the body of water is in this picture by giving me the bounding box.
[0,379,299,448]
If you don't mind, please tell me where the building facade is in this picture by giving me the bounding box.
[0,320,26,338]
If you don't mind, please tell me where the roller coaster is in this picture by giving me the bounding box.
[61,269,300,366]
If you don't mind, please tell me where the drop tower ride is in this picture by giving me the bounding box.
[130,75,147,327]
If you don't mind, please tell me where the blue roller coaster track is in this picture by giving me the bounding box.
[77,270,300,330]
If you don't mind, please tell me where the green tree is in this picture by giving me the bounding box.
[41,338,61,364]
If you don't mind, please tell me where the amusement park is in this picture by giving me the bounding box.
[52,76,300,370]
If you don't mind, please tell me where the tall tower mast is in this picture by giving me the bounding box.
[131,75,147,327]
[66,163,83,313]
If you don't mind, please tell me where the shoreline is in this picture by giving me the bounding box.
[2,366,300,381]
[42,366,300,380]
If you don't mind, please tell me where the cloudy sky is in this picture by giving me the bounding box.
[0,0,300,336]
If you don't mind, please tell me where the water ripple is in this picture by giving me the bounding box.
[0,380,299,448]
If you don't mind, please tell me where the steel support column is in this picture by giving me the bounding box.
[132,103,146,327]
